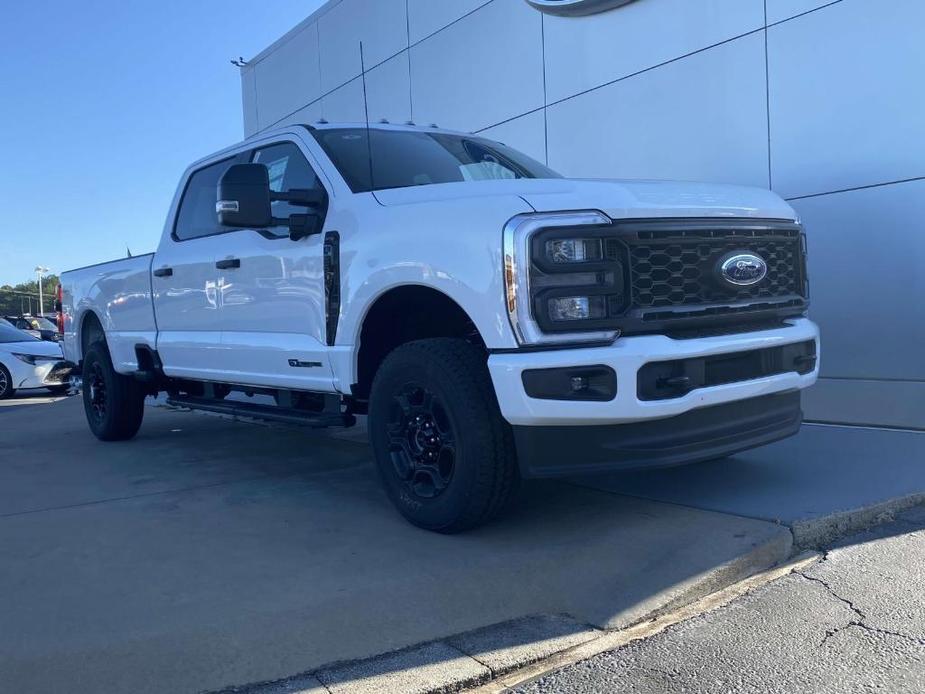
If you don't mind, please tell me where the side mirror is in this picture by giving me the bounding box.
[216,164,272,228]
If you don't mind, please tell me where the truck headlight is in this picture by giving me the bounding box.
[504,211,624,346]
[545,238,602,264]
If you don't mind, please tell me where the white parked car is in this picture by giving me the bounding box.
[0,321,71,399]
[60,122,819,532]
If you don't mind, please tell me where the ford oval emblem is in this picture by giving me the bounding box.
[524,0,638,16]
[717,251,768,287]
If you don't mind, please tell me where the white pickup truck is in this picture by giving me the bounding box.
[61,122,819,532]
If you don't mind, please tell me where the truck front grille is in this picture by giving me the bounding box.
[602,220,808,334]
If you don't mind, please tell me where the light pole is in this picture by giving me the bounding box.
[35,266,50,316]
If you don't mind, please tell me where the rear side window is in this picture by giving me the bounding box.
[173,157,236,241]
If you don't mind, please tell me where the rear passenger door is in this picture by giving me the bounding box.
[215,139,336,392]
[152,155,244,380]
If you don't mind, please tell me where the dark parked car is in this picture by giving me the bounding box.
[4,315,60,342]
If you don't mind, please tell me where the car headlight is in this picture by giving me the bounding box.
[504,211,625,346]
[12,353,59,365]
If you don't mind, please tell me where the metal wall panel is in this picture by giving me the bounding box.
[769,0,925,198]
[410,0,545,132]
[546,33,769,186]
[407,0,490,44]
[253,24,322,130]
[792,179,925,381]
[479,109,548,165]
[274,101,323,129]
[364,51,412,125]
[317,0,408,94]
[766,0,835,24]
[241,68,259,137]
[543,0,763,104]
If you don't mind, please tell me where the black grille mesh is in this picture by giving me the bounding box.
[607,229,804,311]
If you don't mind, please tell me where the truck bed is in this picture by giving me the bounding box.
[61,253,157,374]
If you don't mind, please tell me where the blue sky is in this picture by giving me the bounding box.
[0,0,324,285]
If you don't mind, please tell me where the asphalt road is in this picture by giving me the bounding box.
[514,505,925,694]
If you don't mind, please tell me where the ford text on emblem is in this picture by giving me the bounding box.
[525,0,638,16]
[717,251,768,287]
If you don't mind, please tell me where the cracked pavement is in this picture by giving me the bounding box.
[515,506,925,693]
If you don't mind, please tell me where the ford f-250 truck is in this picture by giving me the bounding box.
[61,122,819,532]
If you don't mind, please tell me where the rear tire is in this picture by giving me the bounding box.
[82,342,146,441]
[0,364,15,400]
[368,338,518,533]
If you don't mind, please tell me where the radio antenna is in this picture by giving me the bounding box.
[359,42,379,202]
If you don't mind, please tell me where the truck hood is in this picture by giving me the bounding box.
[373,178,797,221]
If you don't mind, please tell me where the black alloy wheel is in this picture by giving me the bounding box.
[87,360,108,425]
[386,383,457,500]
[368,338,518,533]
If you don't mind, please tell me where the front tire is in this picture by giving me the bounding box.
[82,342,146,441]
[0,364,15,400]
[368,338,518,533]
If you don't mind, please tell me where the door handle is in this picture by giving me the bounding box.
[153,267,173,278]
[215,258,241,270]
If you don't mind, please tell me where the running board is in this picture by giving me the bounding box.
[166,395,356,429]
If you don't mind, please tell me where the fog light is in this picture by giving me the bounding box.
[522,365,617,402]
[547,296,606,322]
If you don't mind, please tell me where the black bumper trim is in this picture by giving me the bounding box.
[513,391,802,478]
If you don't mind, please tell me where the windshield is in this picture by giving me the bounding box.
[312,128,561,193]
[0,322,39,343]
[25,317,56,331]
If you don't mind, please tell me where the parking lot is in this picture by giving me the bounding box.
[2,393,924,693]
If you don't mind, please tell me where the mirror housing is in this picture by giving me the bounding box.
[288,213,322,241]
[217,164,273,228]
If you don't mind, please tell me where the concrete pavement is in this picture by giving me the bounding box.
[512,505,925,694]
[0,396,792,694]
[581,422,925,547]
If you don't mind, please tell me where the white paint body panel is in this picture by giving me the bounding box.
[61,122,816,429]
[0,340,66,391]
[490,319,819,426]
[61,255,157,374]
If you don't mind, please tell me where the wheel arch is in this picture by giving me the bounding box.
[78,310,107,363]
[352,284,486,406]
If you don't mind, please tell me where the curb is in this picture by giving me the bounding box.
[213,531,793,694]
[214,498,925,694]
[790,493,925,550]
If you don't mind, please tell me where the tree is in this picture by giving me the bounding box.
[0,274,60,316]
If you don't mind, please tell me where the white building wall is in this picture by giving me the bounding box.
[243,0,925,429]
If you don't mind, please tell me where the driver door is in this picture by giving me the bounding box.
[215,139,335,392]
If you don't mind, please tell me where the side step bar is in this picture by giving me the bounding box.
[166,395,356,429]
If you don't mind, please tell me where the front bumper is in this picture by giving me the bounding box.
[487,318,819,426]
[11,359,73,390]
[513,390,802,477]
[488,318,819,477]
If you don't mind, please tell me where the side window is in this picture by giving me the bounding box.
[252,142,327,220]
[173,157,236,241]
